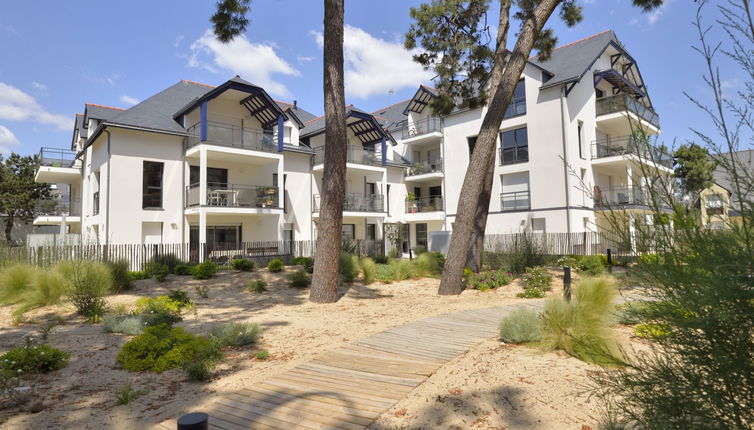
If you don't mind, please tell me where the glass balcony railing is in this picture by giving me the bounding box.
[405,196,443,213]
[185,183,280,209]
[500,190,530,211]
[591,136,672,168]
[398,117,442,140]
[186,122,279,153]
[593,185,671,209]
[499,146,529,165]
[406,158,443,176]
[312,145,383,167]
[36,199,81,216]
[312,193,384,213]
[596,94,660,128]
[38,148,79,168]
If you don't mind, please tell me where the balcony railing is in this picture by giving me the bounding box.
[186,122,279,153]
[500,190,530,211]
[405,196,443,213]
[591,136,672,168]
[499,146,529,165]
[596,94,660,129]
[186,183,280,208]
[35,199,81,216]
[406,158,443,176]
[399,117,442,140]
[312,145,383,167]
[38,147,78,168]
[312,193,384,213]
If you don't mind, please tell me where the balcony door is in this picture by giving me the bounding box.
[190,166,228,188]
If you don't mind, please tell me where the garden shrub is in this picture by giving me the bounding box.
[374,255,389,265]
[506,234,546,274]
[148,254,183,274]
[467,270,514,292]
[134,296,186,326]
[615,301,650,325]
[522,266,552,290]
[128,270,148,281]
[192,261,218,280]
[579,255,606,276]
[516,288,546,298]
[255,350,269,360]
[633,323,671,340]
[391,258,418,281]
[211,322,261,347]
[413,245,427,255]
[247,279,267,293]
[499,307,543,344]
[152,264,169,282]
[116,325,219,373]
[195,285,209,298]
[267,258,284,273]
[0,344,69,374]
[106,260,132,293]
[292,257,314,274]
[230,259,255,272]
[540,277,620,366]
[0,263,36,305]
[167,289,192,308]
[115,382,146,406]
[0,264,69,317]
[173,264,192,276]
[360,257,376,285]
[60,260,110,322]
[287,270,310,288]
[555,255,582,268]
[374,264,394,283]
[415,253,443,277]
[103,314,146,336]
[183,347,222,381]
[338,252,357,282]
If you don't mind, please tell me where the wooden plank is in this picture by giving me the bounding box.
[336,344,445,365]
[260,379,395,409]
[239,386,381,420]
[297,362,424,387]
[212,401,321,430]
[254,382,387,414]
[270,372,403,403]
[316,351,440,376]
[288,367,417,395]
[308,356,437,380]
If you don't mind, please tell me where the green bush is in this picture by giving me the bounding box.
[541,277,620,366]
[128,270,148,281]
[360,257,376,285]
[116,324,220,373]
[338,252,357,282]
[413,245,427,255]
[467,269,514,292]
[267,259,285,273]
[391,258,419,281]
[615,301,650,325]
[0,263,34,305]
[173,264,192,276]
[287,270,311,288]
[579,255,606,276]
[148,254,183,274]
[499,307,543,343]
[414,253,443,277]
[195,285,209,298]
[230,259,255,272]
[103,314,146,335]
[505,234,547,274]
[0,344,69,374]
[134,296,187,327]
[107,260,132,293]
[247,279,267,293]
[167,289,192,308]
[633,323,671,340]
[211,322,261,347]
[292,257,314,274]
[192,261,218,280]
[555,255,583,268]
[0,264,67,317]
[152,264,169,282]
[59,261,111,322]
[374,264,394,283]
[374,255,389,265]
[254,350,269,360]
[115,382,146,406]
[516,288,546,298]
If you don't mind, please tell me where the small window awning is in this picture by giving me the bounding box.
[594,69,646,98]
[402,85,439,115]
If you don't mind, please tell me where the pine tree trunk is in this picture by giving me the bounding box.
[466,155,495,272]
[309,0,346,303]
[4,214,12,242]
[439,0,562,295]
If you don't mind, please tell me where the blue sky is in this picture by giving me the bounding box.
[0,0,740,156]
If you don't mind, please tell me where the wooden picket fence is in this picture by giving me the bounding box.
[483,231,635,257]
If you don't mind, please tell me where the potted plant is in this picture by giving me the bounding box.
[406,192,418,213]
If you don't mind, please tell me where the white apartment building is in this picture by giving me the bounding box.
[32,30,670,254]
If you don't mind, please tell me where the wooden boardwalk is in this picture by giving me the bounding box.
[156,301,547,430]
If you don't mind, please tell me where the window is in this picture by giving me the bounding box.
[189,166,228,187]
[143,161,164,208]
[531,218,546,233]
[596,88,604,98]
[416,223,428,248]
[577,121,584,159]
[500,127,528,165]
[467,136,477,156]
[387,184,391,215]
[93,171,100,215]
[342,224,355,241]
[189,226,240,249]
[504,80,526,118]
[501,171,530,211]
[366,224,377,241]
[705,194,724,215]
[366,182,376,195]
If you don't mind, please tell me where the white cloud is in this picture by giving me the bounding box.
[311,25,433,99]
[187,30,300,97]
[120,95,140,106]
[174,35,185,48]
[2,25,16,34]
[297,55,313,65]
[31,81,47,92]
[0,82,70,130]
[647,0,674,24]
[0,125,20,154]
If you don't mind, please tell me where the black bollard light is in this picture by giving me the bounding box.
[563,266,572,302]
[177,412,208,430]
[607,248,613,273]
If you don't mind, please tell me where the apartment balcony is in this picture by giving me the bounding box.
[312,193,385,217]
[500,190,530,212]
[593,186,671,210]
[33,199,81,225]
[397,117,442,144]
[596,94,660,133]
[185,122,282,164]
[405,158,443,182]
[404,196,445,222]
[185,183,282,215]
[312,145,384,173]
[35,148,81,184]
[591,136,672,169]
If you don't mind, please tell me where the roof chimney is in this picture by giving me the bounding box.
[293,100,298,110]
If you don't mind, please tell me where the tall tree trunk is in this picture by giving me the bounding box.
[439,0,562,295]
[310,0,347,303]
[4,214,12,242]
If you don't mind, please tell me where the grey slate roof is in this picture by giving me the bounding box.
[373,99,411,131]
[713,149,754,208]
[532,30,618,90]
[84,104,123,122]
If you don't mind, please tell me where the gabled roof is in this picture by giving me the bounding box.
[531,30,618,90]
[300,106,394,145]
[84,103,123,124]
[70,114,84,150]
